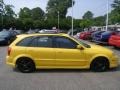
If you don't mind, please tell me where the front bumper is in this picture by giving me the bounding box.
[110,55,119,68]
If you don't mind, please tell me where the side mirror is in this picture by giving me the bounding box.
[77,45,84,50]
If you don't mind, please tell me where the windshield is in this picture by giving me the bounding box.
[70,36,91,48]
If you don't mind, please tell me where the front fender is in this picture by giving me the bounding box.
[89,54,110,65]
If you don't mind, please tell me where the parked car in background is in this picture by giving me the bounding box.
[92,31,105,40]
[26,29,36,34]
[93,31,117,44]
[14,30,23,35]
[78,31,95,40]
[109,32,120,48]
[39,29,58,33]
[0,30,16,45]
[67,29,82,36]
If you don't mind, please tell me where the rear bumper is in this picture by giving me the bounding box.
[6,56,16,67]
[6,62,15,67]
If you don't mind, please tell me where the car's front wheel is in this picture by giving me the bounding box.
[90,57,109,72]
[16,58,35,73]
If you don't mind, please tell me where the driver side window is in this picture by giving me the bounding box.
[54,37,77,49]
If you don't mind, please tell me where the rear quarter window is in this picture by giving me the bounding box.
[16,37,33,46]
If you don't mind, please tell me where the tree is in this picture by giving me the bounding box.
[22,18,33,30]
[74,19,81,29]
[109,10,120,24]
[4,5,16,18]
[66,16,72,20]
[31,7,45,20]
[15,19,24,30]
[0,0,4,14]
[109,0,120,24]
[93,16,106,26]
[82,11,94,19]
[0,0,5,29]
[3,5,16,29]
[112,0,120,12]
[80,19,93,28]
[19,7,31,19]
[46,0,75,18]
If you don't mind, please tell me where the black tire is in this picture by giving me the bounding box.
[16,58,35,73]
[90,57,109,72]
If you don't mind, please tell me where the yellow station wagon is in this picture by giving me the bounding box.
[6,33,118,73]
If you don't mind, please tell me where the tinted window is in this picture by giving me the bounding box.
[29,38,38,47]
[29,36,52,48]
[71,36,91,48]
[37,37,52,47]
[55,37,77,49]
[16,37,33,46]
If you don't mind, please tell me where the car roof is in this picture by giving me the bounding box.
[17,33,68,38]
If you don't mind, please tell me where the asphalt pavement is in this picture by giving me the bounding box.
[0,45,120,90]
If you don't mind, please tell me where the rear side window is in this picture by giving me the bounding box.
[29,36,53,48]
[37,37,52,47]
[16,37,33,46]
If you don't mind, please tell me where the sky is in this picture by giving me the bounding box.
[4,0,114,19]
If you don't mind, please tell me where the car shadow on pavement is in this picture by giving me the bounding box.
[107,64,120,72]
[13,65,120,73]
[35,69,91,73]
[35,67,120,73]
[13,68,120,73]
[13,68,91,73]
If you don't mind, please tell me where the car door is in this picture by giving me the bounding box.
[26,36,55,67]
[53,36,86,67]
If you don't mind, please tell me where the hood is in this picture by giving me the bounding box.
[89,44,112,54]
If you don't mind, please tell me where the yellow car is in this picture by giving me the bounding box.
[6,33,118,73]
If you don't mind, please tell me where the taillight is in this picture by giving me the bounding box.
[8,47,11,56]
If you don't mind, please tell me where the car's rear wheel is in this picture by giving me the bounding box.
[90,57,109,72]
[16,58,35,73]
